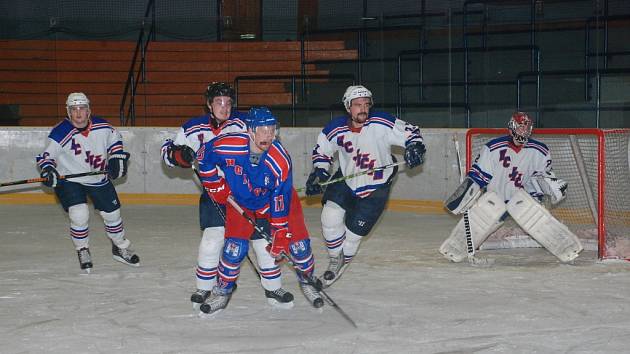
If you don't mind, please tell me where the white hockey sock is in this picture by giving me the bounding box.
[196,227,225,291]
[252,238,281,291]
[341,229,362,263]
[99,209,128,248]
[321,201,346,257]
[69,204,90,250]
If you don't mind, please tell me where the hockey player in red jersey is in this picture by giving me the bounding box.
[160,82,248,307]
[36,92,138,273]
[305,85,426,288]
[197,106,323,315]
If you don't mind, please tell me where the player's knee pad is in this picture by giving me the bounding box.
[198,227,225,265]
[439,191,506,262]
[99,208,121,224]
[507,189,583,262]
[68,203,89,227]
[221,237,249,265]
[342,229,362,257]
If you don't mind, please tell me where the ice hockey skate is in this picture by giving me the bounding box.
[265,288,294,309]
[300,283,324,308]
[190,289,211,309]
[111,242,140,267]
[77,247,92,274]
[199,287,231,316]
[321,250,348,288]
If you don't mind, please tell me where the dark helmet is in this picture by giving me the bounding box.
[205,82,235,102]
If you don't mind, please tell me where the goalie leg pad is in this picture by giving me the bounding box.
[445,177,482,214]
[507,189,583,262]
[439,191,506,262]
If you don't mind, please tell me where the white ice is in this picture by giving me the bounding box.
[2,204,630,353]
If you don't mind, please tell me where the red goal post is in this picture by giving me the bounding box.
[465,128,630,260]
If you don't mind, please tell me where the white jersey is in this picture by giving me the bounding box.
[312,111,423,198]
[469,135,555,202]
[35,117,123,186]
[160,112,247,167]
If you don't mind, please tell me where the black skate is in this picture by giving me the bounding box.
[300,283,324,308]
[265,288,294,309]
[321,251,349,288]
[200,288,231,316]
[77,247,93,273]
[190,289,211,309]
[112,243,140,267]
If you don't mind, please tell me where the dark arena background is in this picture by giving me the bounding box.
[1,1,630,352]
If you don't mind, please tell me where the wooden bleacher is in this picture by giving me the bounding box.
[0,39,357,126]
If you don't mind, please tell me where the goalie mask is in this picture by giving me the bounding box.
[342,85,373,111]
[508,111,533,145]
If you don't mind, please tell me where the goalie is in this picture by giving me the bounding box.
[440,112,583,263]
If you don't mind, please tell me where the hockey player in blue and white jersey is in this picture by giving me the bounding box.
[160,82,248,307]
[305,85,426,287]
[440,112,582,263]
[197,107,323,315]
[36,92,138,273]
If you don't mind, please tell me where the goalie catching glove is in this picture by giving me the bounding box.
[527,171,568,205]
[165,141,196,168]
[203,178,231,204]
[267,228,292,260]
[107,152,130,180]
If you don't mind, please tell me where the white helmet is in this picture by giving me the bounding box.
[342,85,372,110]
[66,92,90,117]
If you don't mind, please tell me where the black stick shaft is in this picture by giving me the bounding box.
[0,171,107,188]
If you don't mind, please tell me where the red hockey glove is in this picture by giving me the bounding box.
[268,228,292,260]
[203,178,231,204]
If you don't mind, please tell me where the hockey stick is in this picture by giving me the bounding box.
[0,171,107,188]
[191,165,261,279]
[225,196,358,328]
[295,160,405,193]
[452,133,465,183]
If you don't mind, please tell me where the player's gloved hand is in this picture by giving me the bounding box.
[107,151,130,180]
[40,166,59,188]
[268,228,292,260]
[203,178,231,204]
[166,142,196,168]
[404,141,426,168]
[305,168,331,196]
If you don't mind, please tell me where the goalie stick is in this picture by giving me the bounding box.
[0,171,108,188]
[224,195,358,328]
[295,160,405,193]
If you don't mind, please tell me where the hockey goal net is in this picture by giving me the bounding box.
[466,128,630,260]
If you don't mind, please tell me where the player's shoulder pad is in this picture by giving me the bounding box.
[486,135,512,152]
[212,132,249,148]
[524,137,549,156]
[264,141,292,181]
[368,111,397,125]
[181,115,209,131]
[229,111,248,127]
[321,115,350,139]
[48,119,76,144]
[89,116,114,131]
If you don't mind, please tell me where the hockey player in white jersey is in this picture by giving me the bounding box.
[440,112,582,263]
[305,85,426,287]
[36,92,138,273]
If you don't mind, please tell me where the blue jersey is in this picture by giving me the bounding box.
[198,133,293,230]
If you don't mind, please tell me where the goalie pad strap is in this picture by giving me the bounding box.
[507,189,582,262]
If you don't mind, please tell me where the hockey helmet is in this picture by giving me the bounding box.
[342,85,373,110]
[66,92,90,117]
[508,111,533,144]
[205,82,235,102]
[246,106,277,130]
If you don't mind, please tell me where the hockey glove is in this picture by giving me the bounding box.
[268,228,292,260]
[305,168,331,196]
[404,141,426,168]
[166,142,196,168]
[107,151,130,180]
[40,166,59,188]
[203,178,231,204]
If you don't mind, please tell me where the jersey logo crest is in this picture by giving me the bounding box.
[226,158,235,167]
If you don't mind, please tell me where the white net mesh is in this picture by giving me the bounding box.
[468,128,630,260]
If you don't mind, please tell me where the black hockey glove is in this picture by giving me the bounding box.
[404,141,426,168]
[107,151,130,180]
[305,168,331,196]
[166,143,196,168]
[40,166,59,188]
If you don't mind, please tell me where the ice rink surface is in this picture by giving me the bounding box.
[2,203,630,353]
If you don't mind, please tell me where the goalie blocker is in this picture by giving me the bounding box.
[440,189,583,263]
